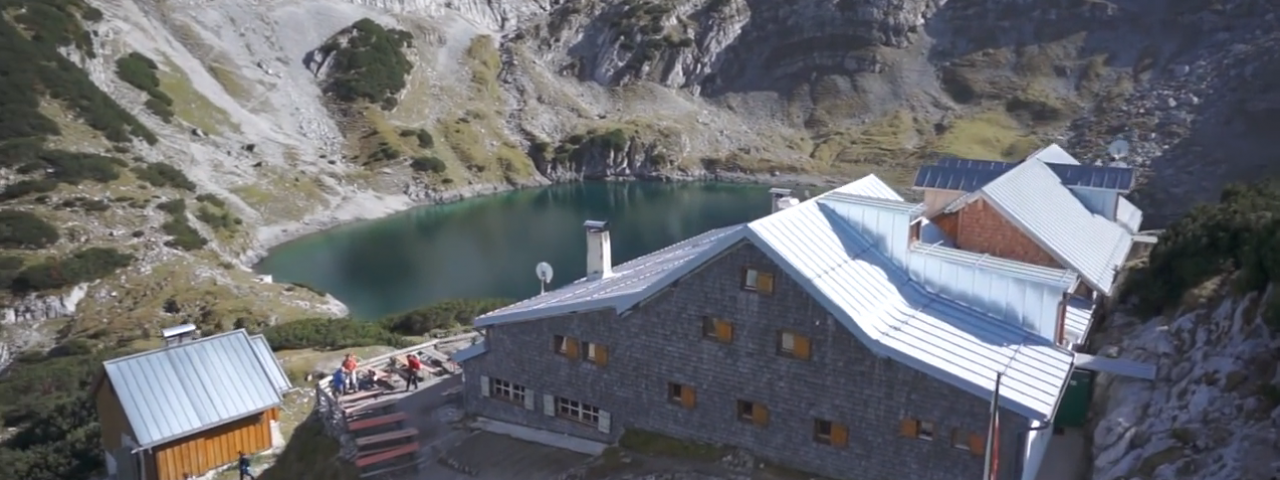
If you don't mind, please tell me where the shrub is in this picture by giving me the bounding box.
[115,52,160,91]
[10,247,135,292]
[195,193,226,208]
[132,163,196,191]
[410,156,447,174]
[0,179,59,201]
[320,19,414,107]
[379,298,512,336]
[1129,180,1280,313]
[41,150,123,184]
[0,210,60,249]
[263,317,407,351]
[415,129,434,148]
[162,219,207,251]
[155,198,185,215]
[195,205,239,231]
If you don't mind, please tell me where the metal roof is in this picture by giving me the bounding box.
[973,159,1134,295]
[1062,297,1095,345]
[248,334,293,394]
[934,157,1018,171]
[103,330,283,448]
[1026,144,1081,165]
[912,165,1006,192]
[475,174,1075,420]
[909,241,1078,289]
[1073,353,1156,380]
[1116,196,1143,234]
[451,340,488,363]
[748,195,1074,420]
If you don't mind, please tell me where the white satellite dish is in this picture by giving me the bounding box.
[1107,139,1130,160]
[535,262,554,293]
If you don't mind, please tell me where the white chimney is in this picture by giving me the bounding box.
[584,220,612,278]
[769,188,797,213]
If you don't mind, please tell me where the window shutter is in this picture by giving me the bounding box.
[565,338,579,359]
[899,418,918,437]
[752,404,769,426]
[594,345,609,366]
[480,375,491,397]
[597,411,611,433]
[794,335,811,360]
[524,390,535,410]
[968,433,986,455]
[831,423,849,447]
[542,394,555,416]
[715,320,733,343]
[757,272,775,294]
[681,385,697,409]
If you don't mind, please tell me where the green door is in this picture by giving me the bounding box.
[1054,369,1094,428]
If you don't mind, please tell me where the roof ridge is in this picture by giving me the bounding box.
[103,329,250,365]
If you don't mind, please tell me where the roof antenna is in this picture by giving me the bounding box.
[1106,139,1130,167]
[535,261,554,294]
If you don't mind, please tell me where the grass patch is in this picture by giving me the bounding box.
[933,110,1041,160]
[617,429,725,461]
[439,113,533,181]
[208,63,251,102]
[465,35,502,101]
[231,170,329,222]
[157,58,236,134]
[805,110,926,185]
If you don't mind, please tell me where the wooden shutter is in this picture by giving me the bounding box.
[680,385,697,409]
[752,404,769,426]
[480,375,490,397]
[899,418,918,437]
[831,423,849,447]
[793,334,811,360]
[714,320,733,343]
[597,411,611,433]
[757,272,775,294]
[523,390,536,410]
[968,433,986,455]
[594,345,609,366]
[564,337,579,359]
[542,394,555,416]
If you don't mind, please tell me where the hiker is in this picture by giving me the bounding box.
[331,368,346,398]
[238,452,256,480]
[341,353,358,393]
[405,354,422,391]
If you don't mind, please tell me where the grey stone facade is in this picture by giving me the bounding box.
[460,241,1032,480]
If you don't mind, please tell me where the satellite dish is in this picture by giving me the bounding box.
[535,262,554,284]
[1107,139,1130,160]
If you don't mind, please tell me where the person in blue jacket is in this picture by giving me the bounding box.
[238,452,256,480]
[331,368,346,398]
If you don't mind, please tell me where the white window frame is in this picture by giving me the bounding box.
[556,397,601,426]
[743,268,760,290]
[490,377,527,405]
[584,341,598,361]
[554,335,569,354]
[918,420,936,440]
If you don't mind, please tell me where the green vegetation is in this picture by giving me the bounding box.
[115,52,175,121]
[0,341,134,480]
[195,204,241,232]
[7,247,135,293]
[263,317,408,351]
[547,128,630,168]
[379,298,512,335]
[154,198,208,251]
[1128,180,1280,324]
[410,155,447,174]
[320,18,414,109]
[0,0,155,145]
[399,128,434,148]
[131,162,196,191]
[0,210,60,249]
[618,429,725,461]
[0,147,129,201]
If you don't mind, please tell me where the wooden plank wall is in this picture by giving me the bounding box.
[151,408,278,480]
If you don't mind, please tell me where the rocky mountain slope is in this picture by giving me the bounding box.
[0,0,1276,364]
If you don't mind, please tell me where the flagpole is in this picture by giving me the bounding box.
[983,372,1003,480]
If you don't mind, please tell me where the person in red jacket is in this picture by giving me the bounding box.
[405,354,422,391]
[341,354,358,393]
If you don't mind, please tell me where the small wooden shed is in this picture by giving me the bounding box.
[93,328,293,480]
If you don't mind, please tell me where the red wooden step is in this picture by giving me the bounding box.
[347,412,406,431]
[356,428,418,447]
[354,442,419,468]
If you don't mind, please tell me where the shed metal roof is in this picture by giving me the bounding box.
[248,334,293,394]
[912,165,1006,192]
[473,174,1075,421]
[103,330,282,448]
[1047,164,1135,191]
[972,159,1134,295]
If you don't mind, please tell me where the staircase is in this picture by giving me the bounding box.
[337,391,421,478]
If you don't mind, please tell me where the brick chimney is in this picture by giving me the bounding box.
[584,220,612,278]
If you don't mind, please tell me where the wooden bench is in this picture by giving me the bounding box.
[355,428,418,447]
[338,390,383,405]
[354,442,419,468]
[347,412,406,431]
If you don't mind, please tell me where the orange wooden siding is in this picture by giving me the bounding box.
[151,408,276,480]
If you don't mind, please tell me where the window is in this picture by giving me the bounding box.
[814,419,849,447]
[951,429,969,450]
[909,220,922,243]
[900,418,935,441]
[736,400,769,426]
[556,397,601,426]
[490,378,527,405]
[553,335,579,359]
[742,268,775,294]
[777,330,811,360]
[701,316,733,343]
[581,340,609,366]
[667,382,696,409]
